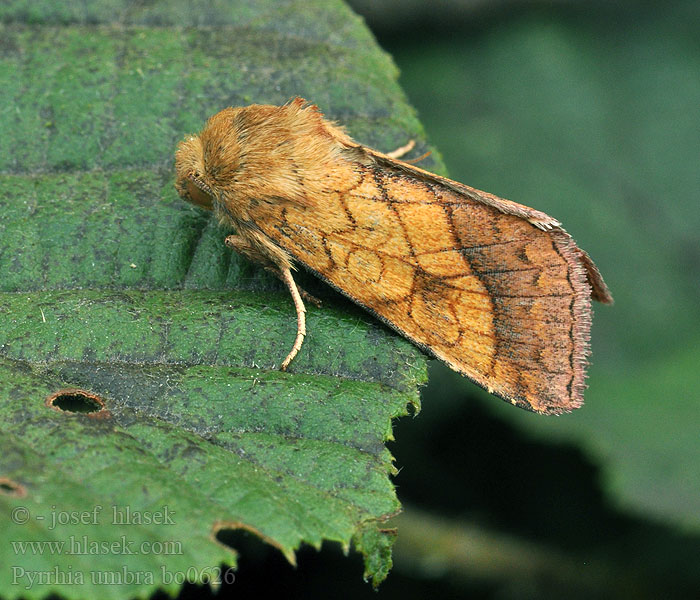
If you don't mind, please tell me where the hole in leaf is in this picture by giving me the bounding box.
[46,389,107,415]
[0,478,26,498]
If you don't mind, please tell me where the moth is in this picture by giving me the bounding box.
[175,98,612,414]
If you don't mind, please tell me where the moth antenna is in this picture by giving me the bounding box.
[385,139,415,159]
[403,150,432,165]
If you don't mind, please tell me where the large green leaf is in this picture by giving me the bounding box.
[0,1,431,597]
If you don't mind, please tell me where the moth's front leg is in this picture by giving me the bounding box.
[224,234,276,268]
[224,234,314,371]
[277,267,306,371]
[225,234,321,305]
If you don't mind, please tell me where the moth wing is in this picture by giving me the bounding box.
[367,149,614,305]
[256,144,609,414]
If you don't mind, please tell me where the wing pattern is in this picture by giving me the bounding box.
[260,159,595,414]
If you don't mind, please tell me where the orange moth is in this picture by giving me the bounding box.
[175,98,612,414]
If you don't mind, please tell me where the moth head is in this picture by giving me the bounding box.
[175,134,215,210]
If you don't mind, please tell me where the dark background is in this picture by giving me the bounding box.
[170,1,700,598]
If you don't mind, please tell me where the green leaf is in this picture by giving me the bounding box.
[0,2,431,597]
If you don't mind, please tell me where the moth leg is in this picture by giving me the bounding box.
[224,234,274,266]
[386,139,415,159]
[279,267,306,371]
[268,268,322,307]
[260,265,322,307]
[224,235,322,306]
[225,234,314,369]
